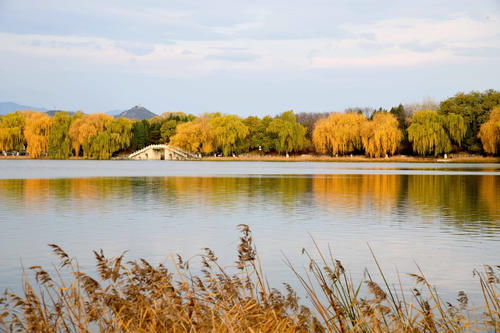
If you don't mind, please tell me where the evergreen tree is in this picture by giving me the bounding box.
[439,89,500,152]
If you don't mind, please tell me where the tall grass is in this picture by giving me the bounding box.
[1,225,498,332]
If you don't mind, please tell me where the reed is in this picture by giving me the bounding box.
[1,225,498,332]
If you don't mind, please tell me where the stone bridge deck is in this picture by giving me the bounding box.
[128,144,200,160]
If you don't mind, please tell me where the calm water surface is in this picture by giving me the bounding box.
[0,160,499,304]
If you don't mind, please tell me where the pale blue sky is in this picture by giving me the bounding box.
[0,0,499,116]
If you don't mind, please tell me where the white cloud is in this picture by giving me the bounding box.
[311,51,454,68]
[0,12,498,79]
[343,14,500,49]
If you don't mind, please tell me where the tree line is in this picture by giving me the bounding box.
[0,89,499,159]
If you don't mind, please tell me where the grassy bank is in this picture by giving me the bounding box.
[1,226,498,332]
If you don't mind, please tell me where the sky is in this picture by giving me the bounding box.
[0,0,499,116]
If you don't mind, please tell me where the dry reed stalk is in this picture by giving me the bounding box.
[0,226,498,332]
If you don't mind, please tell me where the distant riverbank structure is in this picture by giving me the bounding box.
[128,144,200,160]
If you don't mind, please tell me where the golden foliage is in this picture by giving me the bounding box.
[0,111,26,151]
[69,113,112,158]
[23,111,52,159]
[478,106,500,155]
[170,117,216,154]
[312,112,366,155]
[210,114,249,156]
[361,112,402,157]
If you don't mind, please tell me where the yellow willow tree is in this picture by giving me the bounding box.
[408,110,466,156]
[478,106,500,155]
[266,110,307,155]
[170,117,216,154]
[24,111,52,159]
[69,113,112,158]
[0,111,26,152]
[66,111,84,157]
[108,117,133,153]
[312,112,366,155]
[48,112,73,159]
[210,115,249,156]
[360,112,403,157]
[90,117,133,159]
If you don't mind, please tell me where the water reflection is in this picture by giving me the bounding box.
[312,174,403,213]
[0,174,498,232]
[1,172,499,305]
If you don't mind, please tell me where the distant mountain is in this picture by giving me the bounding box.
[45,110,76,116]
[117,105,157,120]
[0,102,47,115]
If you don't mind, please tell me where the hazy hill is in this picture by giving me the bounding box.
[117,105,157,120]
[45,110,76,116]
[0,102,47,115]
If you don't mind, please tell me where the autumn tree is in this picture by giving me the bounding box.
[407,110,466,156]
[312,112,366,155]
[48,112,73,159]
[68,113,85,157]
[90,117,133,159]
[108,117,133,153]
[266,110,306,155]
[89,131,112,160]
[90,115,128,159]
[152,112,197,143]
[69,113,112,158]
[360,112,403,157]
[0,111,26,152]
[209,115,249,156]
[170,116,216,154]
[478,106,500,155]
[24,111,52,159]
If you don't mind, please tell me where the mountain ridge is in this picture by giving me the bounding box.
[0,102,47,115]
[117,105,157,120]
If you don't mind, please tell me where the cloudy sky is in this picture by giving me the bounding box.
[0,0,499,116]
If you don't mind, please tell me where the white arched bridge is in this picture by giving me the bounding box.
[128,144,200,160]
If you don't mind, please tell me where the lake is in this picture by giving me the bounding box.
[0,160,499,305]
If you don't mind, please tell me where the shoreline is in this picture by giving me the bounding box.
[202,154,500,163]
[0,154,500,164]
[1,154,500,163]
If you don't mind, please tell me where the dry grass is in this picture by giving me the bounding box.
[1,225,499,332]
